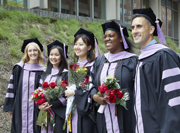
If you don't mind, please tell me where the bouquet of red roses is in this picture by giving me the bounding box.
[30,79,67,131]
[29,89,46,105]
[97,75,129,111]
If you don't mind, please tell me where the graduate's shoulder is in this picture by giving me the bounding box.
[13,62,46,71]
[122,53,138,66]
[12,62,24,70]
[157,48,180,60]
[93,55,106,65]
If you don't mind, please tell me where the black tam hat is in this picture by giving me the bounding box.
[74,28,102,57]
[21,38,43,53]
[102,21,129,37]
[133,7,166,44]
[74,28,95,48]
[101,21,129,49]
[47,40,68,58]
[133,7,162,36]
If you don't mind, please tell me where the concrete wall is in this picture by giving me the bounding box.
[116,0,120,20]
[29,0,40,9]
[28,0,48,9]
[106,0,117,20]
[0,0,3,5]
[149,0,160,18]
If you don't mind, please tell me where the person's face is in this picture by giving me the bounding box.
[49,48,61,68]
[74,38,91,58]
[27,44,39,62]
[104,30,123,54]
[131,17,154,48]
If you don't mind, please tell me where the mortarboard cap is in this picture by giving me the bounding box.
[47,40,68,58]
[74,28,102,57]
[74,28,95,48]
[133,7,162,36]
[102,21,129,38]
[133,7,166,44]
[21,38,43,53]
[102,21,129,49]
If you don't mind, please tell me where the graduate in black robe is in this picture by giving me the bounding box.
[91,21,138,133]
[65,28,100,133]
[3,38,46,133]
[131,7,180,133]
[38,40,68,133]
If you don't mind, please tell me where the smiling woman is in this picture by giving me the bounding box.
[38,40,68,133]
[64,28,98,133]
[3,38,46,133]
[49,48,61,68]
[90,21,138,133]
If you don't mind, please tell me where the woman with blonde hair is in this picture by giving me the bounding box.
[3,38,46,133]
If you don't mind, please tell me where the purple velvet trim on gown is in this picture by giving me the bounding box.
[104,51,136,62]
[21,71,36,132]
[139,44,168,60]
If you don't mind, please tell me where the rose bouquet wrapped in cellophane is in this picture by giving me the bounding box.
[29,79,67,131]
[63,64,89,131]
[97,75,129,115]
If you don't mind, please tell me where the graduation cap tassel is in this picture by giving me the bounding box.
[63,43,66,59]
[156,18,166,44]
[94,37,102,57]
[43,46,45,64]
[119,25,129,49]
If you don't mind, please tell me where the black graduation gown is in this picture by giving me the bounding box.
[71,60,98,133]
[90,52,138,133]
[134,44,180,133]
[39,68,68,133]
[3,62,45,133]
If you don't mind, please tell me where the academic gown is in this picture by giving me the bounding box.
[134,44,180,133]
[70,60,98,133]
[3,62,46,133]
[39,68,68,133]
[90,51,138,133]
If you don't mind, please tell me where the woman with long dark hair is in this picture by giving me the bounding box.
[3,38,46,133]
[91,21,138,133]
[38,40,68,133]
[65,28,99,133]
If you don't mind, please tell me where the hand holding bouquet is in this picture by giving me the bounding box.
[63,64,89,131]
[29,79,67,131]
[97,75,129,114]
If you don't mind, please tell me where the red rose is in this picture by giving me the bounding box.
[40,93,45,98]
[42,82,49,88]
[35,99,41,105]
[81,83,85,88]
[98,84,108,93]
[83,76,89,85]
[49,82,57,88]
[41,98,46,103]
[70,64,79,71]
[35,98,46,105]
[61,80,67,88]
[108,94,116,103]
[117,91,124,99]
[112,89,120,95]
[34,93,39,98]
